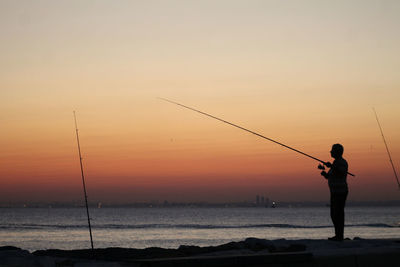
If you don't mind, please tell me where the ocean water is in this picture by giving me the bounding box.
[0,207,399,251]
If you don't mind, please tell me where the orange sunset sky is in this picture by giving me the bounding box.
[1,1,399,203]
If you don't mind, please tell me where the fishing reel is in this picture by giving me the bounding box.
[318,161,332,170]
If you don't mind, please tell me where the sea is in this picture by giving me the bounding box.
[0,206,399,252]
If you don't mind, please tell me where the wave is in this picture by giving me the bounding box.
[0,223,398,230]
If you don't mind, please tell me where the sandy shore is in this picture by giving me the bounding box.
[0,238,399,266]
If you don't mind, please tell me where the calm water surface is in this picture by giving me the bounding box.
[0,207,399,251]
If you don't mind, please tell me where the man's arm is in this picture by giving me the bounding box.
[318,164,331,179]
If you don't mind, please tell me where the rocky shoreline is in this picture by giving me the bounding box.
[1,238,399,266]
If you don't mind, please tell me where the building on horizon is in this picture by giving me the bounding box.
[255,194,270,207]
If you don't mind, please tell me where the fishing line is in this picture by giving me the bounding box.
[159,98,355,177]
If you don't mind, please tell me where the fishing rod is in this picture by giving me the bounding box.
[73,111,94,250]
[372,108,400,189]
[159,97,355,177]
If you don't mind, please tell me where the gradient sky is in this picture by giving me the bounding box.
[1,0,399,203]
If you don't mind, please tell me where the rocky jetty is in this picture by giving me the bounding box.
[1,238,399,266]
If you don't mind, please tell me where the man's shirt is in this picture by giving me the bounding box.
[326,158,348,194]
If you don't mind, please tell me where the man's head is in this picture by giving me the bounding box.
[330,143,344,159]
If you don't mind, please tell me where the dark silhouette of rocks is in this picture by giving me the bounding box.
[33,238,306,261]
[1,238,400,266]
[0,246,20,251]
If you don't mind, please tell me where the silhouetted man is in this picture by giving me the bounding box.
[319,144,348,241]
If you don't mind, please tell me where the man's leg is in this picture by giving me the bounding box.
[330,194,339,238]
[336,192,348,240]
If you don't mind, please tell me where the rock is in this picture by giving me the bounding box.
[0,248,38,267]
[0,246,22,251]
[281,244,307,252]
[243,237,276,251]
[178,245,205,255]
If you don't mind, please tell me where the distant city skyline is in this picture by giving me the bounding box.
[1,199,400,208]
